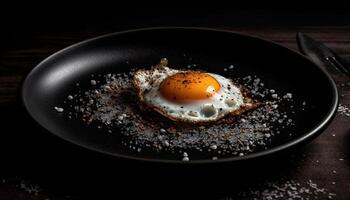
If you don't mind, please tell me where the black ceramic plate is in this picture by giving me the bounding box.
[22,27,338,164]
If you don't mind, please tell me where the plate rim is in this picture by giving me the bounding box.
[21,27,339,164]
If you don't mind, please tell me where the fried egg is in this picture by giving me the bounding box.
[133,58,255,123]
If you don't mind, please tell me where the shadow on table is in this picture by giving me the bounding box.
[0,100,310,199]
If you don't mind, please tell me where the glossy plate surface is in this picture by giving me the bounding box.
[22,27,338,163]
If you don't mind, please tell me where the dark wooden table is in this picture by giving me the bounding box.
[0,26,349,199]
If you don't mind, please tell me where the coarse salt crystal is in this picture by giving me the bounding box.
[272,104,278,109]
[64,71,298,160]
[164,140,170,147]
[182,157,189,161]
[54,107,64,112]
[284,93,293,99]
[118,115,124,120]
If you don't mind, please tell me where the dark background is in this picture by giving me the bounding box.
[2,3,350,47]
[2,3,350,31]
[1,3,350,199]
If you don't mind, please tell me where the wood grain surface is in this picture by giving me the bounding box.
[0,26,349,199]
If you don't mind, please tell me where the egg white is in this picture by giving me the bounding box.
[133,65,249,123]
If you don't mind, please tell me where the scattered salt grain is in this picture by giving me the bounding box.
[67,95,73,100]
[90,80,97,85]
[19,180,42,196]
[118,115,124,121]
[182,152,189,161]
[231,179,335,199]
[54,106,64,112]
[163,140,170,147]
[338,104,350,117]
[229,65,234,69]
[283,93,293,99]
[329,193,336,197]
[62,65,298,160]
[271,94,278,99]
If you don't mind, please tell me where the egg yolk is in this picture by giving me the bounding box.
[159,72,221,102]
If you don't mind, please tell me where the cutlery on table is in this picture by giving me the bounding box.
[297,32,350,77]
